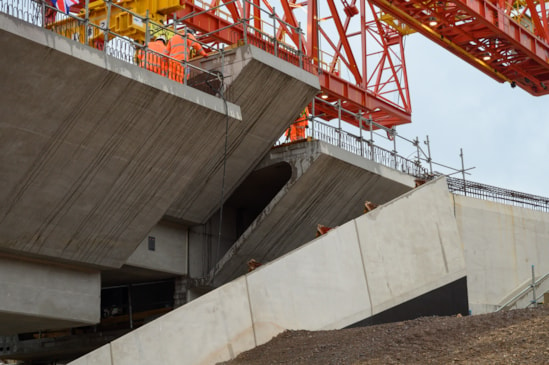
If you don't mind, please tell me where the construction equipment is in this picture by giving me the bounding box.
[45,0,548,130]
[46,0,183,48]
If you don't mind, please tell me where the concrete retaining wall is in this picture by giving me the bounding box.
[454,195,549,314]
[70,177,465,365]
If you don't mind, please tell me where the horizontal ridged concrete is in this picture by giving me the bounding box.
[210,140,416,285]
[166,45,320,223]
[0,14,241,268]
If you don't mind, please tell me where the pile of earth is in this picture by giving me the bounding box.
[220,306,549,364]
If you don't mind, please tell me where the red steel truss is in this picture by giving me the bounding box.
[175,0,412,128]
[369,0,549,95]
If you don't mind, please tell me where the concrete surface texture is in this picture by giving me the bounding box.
[124,220,188,276]
[454,195,549,314]
[69,177,465,365]
[210,140,417,286]
[0,14,240,268]
[0,256,100,335]
[166,45,320,224]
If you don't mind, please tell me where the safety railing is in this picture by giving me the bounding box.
[276,94,549,214]
[306,119,428,178]
[447,177,549,212]
[1,0,317,91]
[497,266,549,311]
[275,96,431,179]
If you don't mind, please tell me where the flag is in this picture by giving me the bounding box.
[51,0,79,14]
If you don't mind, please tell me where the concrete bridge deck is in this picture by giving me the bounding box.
[165,46,320,223]
[0,14,318,270]
[0,14,241,268]
[210,140,417,286]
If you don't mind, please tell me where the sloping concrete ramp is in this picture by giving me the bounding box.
[211,140,416,285]
[69,177,466,365]
[166,45,320,223]
[0,14,240,268]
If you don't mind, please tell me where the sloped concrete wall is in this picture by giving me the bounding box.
[454,195,549,314]
[70,177,465,365]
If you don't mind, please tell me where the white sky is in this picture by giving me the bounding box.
[398,33,549,198]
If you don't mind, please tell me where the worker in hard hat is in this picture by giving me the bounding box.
[167,28,208,82]
[138,35,168,76]
[285,108,309,142]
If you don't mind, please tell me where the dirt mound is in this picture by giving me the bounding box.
[220,306,549,364]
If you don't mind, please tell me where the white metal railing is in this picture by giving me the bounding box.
[496,266,549,311]
[276,117,430,179]
[0,0,314,93]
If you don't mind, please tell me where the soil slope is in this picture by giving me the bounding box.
[220,306,549,364]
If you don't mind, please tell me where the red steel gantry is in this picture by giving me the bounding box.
[369,0,549,96]
[65,0,549,128]
[174,0,413,129]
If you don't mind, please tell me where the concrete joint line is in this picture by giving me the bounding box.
[110,343,114,365]
[245,275,258,348]
[354,219,374,316]
[436,223,449,274]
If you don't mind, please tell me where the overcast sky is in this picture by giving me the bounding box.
[398,34,549,198]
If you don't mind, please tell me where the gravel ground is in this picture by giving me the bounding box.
[219,306,549,364]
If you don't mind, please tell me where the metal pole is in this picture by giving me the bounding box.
[415,137,421,173]
[144,10,150,70]
[337,100,342,147]
[242,0,247,45]
[84,0,89,44]
[298,22,303,68]
[184,25,188,85]
[532,265,537,306]
[359,113,364,157]
[460,148,466,196]
[425,135,433,174]
[392,128,397,169]
[128,284,134,329]
[273,7,277,57]
[311,97,316,139]
[41,0,46,28]
[369,116,374,159]
[103,0,111,50]
[145,11,150,44]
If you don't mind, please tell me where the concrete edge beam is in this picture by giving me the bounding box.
[0,13,241,121]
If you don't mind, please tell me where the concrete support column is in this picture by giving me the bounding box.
[174,276,189,308]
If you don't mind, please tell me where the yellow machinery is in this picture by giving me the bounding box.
[47,0,182,46]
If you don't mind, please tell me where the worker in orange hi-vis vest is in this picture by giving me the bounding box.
[285,108,309,142]
[138,35,168,76]
[167,28,208,82]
